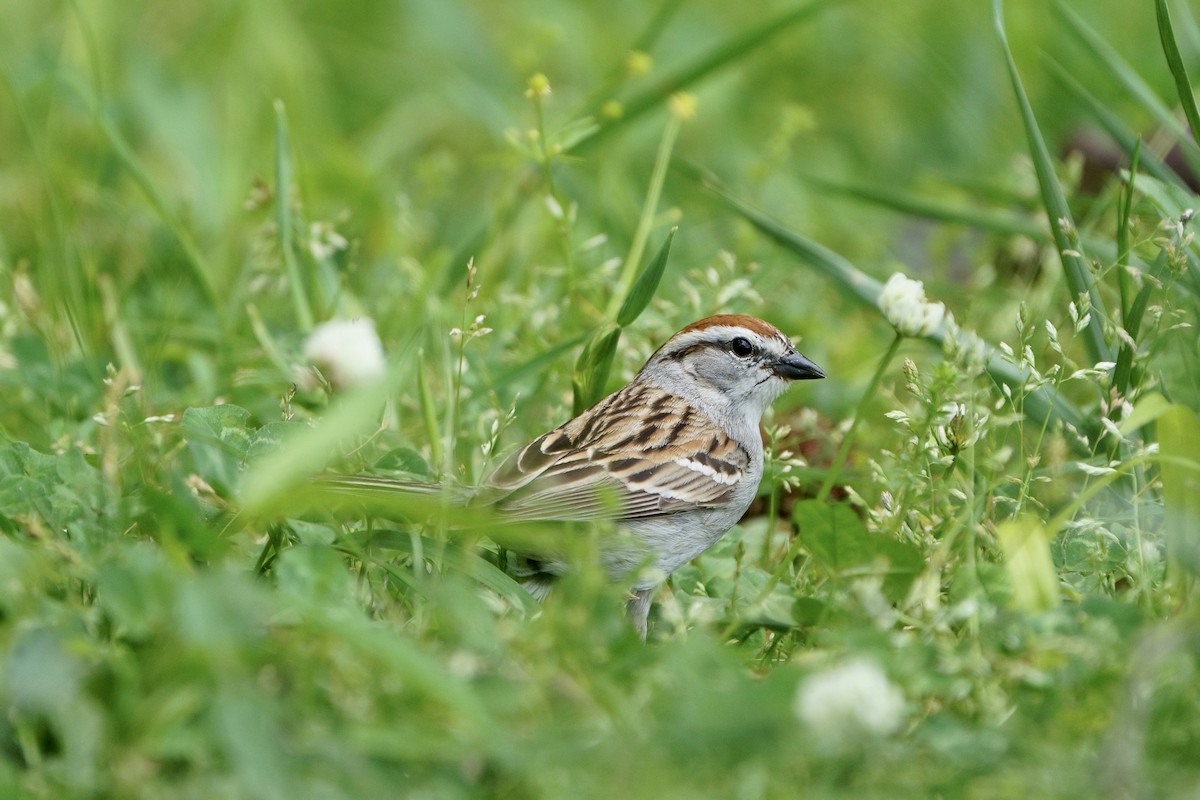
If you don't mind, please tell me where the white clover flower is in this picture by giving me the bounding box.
[303,318,386,389]
[878,272,946,338]
[795,659,905,740]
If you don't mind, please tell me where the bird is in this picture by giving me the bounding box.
[322,314,824,637]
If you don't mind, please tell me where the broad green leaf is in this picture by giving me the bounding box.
[616,227,676,327]
[274,544,356,605]
[181,405,255,496]
[1118,392,1175,436]
[792,499,923,601]
[1158,405,1200,580]
[374,447,435,479]
[996,517,1060,613]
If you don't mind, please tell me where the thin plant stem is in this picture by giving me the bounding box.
[607,112,682,317]
[816,333,904,503]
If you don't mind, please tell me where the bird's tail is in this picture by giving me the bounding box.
[312,474,474,510]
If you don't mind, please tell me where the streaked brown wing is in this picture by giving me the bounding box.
[484,382,750,522]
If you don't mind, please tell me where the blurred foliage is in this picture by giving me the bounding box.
[2,0,1200,798]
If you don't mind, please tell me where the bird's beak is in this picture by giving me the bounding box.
[774,349,825,381]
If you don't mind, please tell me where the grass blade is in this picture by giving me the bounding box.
[274,100,315,332]
[92,104,221,313]
[1055,0,1200,169]
[796,171,1046,239]
[572,0,835,153]
[996,0,1112,365]
[1042,57,1187,192]
[616,227,676,327]
[356,529,539,617]
[1156,0,1200,152]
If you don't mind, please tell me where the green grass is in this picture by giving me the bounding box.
[2,0,1200,797]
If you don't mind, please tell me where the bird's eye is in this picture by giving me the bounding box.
[729,336,754,358]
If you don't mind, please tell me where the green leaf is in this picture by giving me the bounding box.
[181,405,255,496]
[571,323,622,414]
[274,544,356,605]
[616,227,676,327]
[996,516,1060,613]
[1118,391,1175,436]
[1158,405,1200,580]
[792,500,923,602]
[374,447,435,479]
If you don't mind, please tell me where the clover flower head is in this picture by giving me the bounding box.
[303,318,386,389]
[795,658,905,740]
[878,272,946,337]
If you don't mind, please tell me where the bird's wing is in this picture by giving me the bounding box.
[484,382,752,522]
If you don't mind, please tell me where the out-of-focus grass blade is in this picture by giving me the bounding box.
[996,517,1061,613]
[796,172,1046,239]
[1158,405,1200,585]
[1055,0,1200,169]
[693,166,1094,444]
[1043,57,1187,192]
[572,0,835,153]
[572,323,621,414]
[417,350,443,472]
[689,165,881,307]
[89,98,220,312]
[996,0,1112,365]
[1156,0,1200,152]
[489,331,589,392]
[1118,391,1175,437]
[616,227,676,327]
[356,530,539,616]
[274,100,315,332]
[240,333,419,516]
[575,0,686,118]
[239,377,396,517]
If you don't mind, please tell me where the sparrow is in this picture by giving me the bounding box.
[324,314,824,637]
